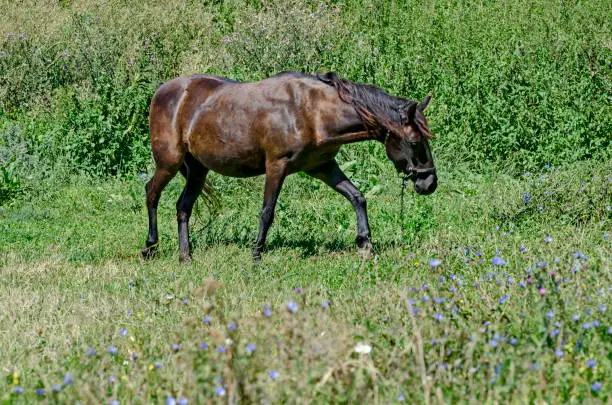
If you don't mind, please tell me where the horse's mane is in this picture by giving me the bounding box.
[316,72,433,139]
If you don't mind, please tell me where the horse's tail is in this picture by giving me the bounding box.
[200,178,221,215]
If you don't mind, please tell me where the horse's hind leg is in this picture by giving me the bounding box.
[176,154,209,264]
[141,165,180,259]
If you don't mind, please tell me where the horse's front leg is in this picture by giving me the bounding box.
[253,160,288,262]
[306,160,372,257]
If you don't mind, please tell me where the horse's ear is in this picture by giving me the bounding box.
[417,95,431,111]
[405,103,417,122]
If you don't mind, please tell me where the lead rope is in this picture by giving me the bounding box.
[400,176,408,222]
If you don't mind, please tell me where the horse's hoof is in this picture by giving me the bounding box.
[141,246,156,260]
[252,250,262,264]
[357,242,373,259]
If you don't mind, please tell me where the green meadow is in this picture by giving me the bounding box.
[0,0,610,403]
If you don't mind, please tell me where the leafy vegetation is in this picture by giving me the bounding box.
[0,0,610,403]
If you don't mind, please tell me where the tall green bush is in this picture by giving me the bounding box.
[0,0,610,202]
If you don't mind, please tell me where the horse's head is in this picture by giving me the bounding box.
[384,96,437,195]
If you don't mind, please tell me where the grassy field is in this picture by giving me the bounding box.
[1,159,610,403]
[1,0,611,403]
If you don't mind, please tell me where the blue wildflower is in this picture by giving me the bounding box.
[217,346,226,353]
[263,305,272,317]
[107,346,118,355]
[199,342,208,350]
[120,328,128,336]
[52,384,62,392]
[203,316,212,324]
[591,382,602,392]
[544,236,552,243]
[268,370,280,380]
[246,343,256,354]
[429,259,442,269]
[287,301,298,313]
[491,257,507,266]
[433,313,443,321]
[598,305,606,312]
[87,347,96,357]
[555,349,564,358]
[178,398,188,405]
[36,389,45,396]
[214,386,225,396]
[587,359,596,368]
[166,397,176,405]
[14,386,24,394]
[171,343,180,352]
[63,373,73,386]
[321,300,330,309]
[546,311,555,319]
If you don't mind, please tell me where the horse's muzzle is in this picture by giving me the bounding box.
[414,172,438,195]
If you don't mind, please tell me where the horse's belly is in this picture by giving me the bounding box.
[192,148,266,178]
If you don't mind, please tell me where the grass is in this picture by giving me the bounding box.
[1,0,610,402]
[1,160,609,403]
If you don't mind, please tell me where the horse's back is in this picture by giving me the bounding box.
[148,72,347,176]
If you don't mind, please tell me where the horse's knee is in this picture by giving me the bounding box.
[176,210,190,223]
[354,194,367,208]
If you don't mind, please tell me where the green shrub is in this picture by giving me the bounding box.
[0,0,609,184]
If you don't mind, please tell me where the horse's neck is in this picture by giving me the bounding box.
[323,104,377,146]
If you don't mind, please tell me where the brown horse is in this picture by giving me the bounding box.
[141,71,437,263]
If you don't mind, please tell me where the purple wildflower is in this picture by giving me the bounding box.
[591,382,602,392]
[203,316,212,324]
[268,370,280,380]
[120,328,128,336]
[13,386,24,394]
[199,342,209,350]
[214,386,225,397]
[107,346,118,355]
[587,359,596,368]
